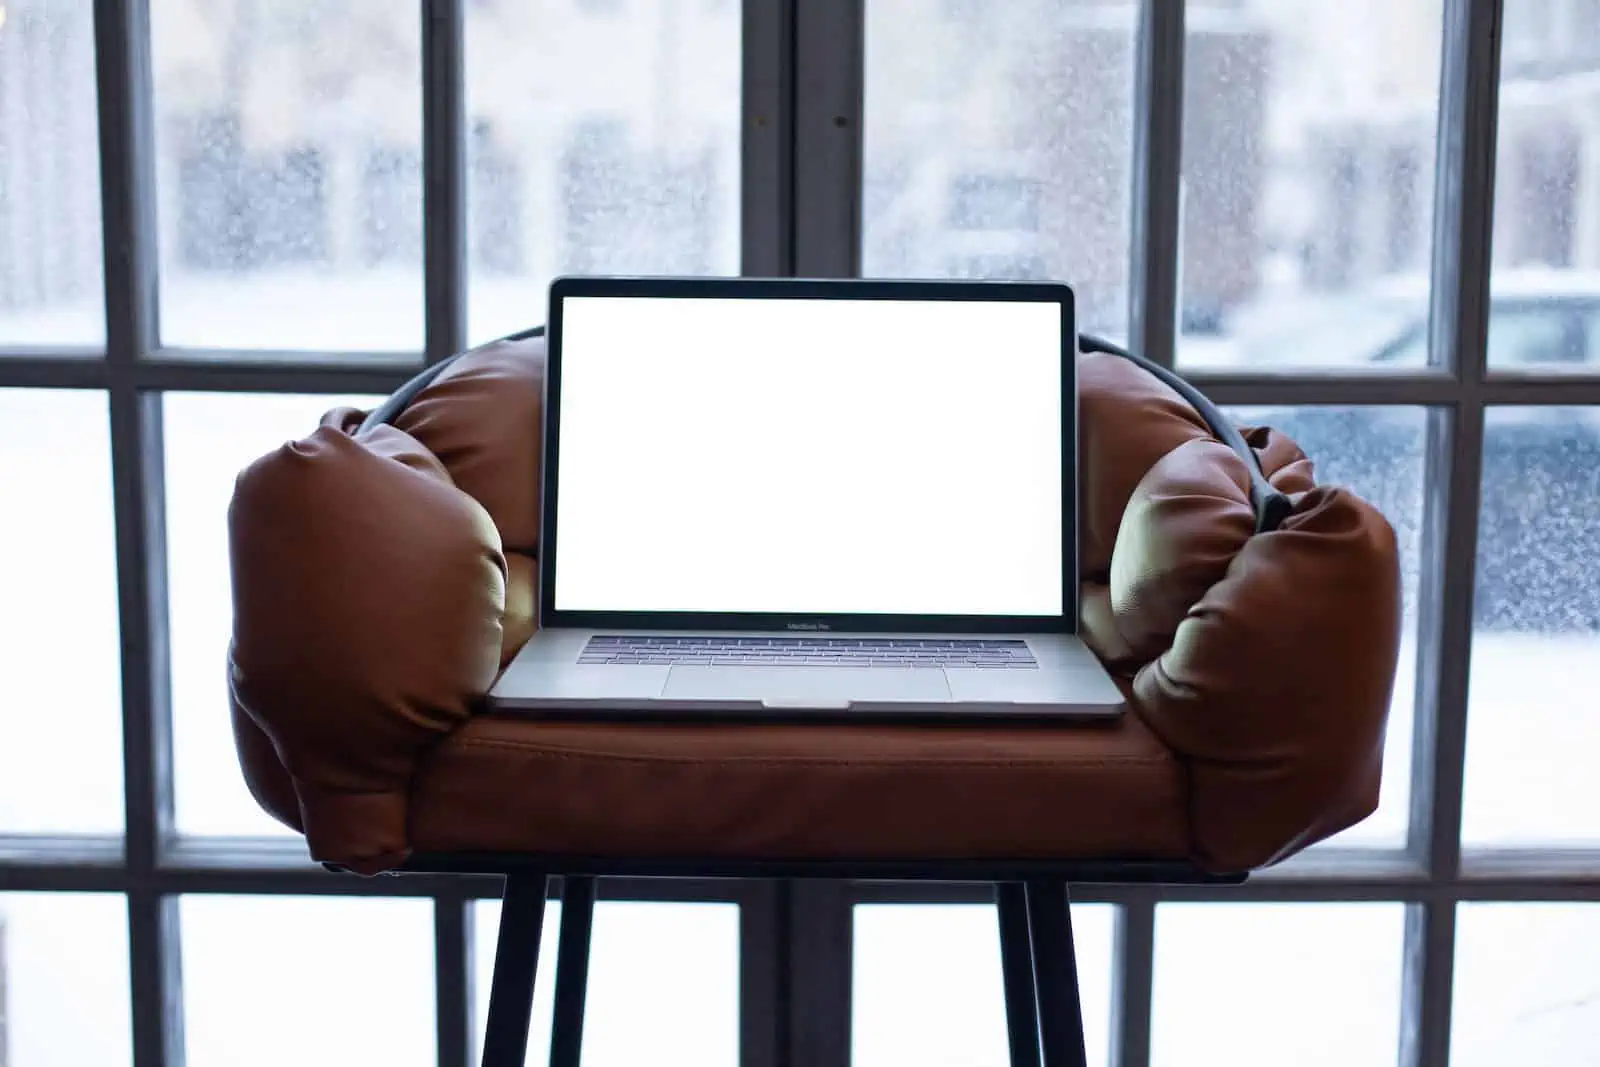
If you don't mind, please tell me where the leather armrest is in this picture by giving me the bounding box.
[227,416,507,873]
[1128,476,1403,870]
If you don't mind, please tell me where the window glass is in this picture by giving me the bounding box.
[1453,904,1600,1066]
[1463,406,1600,844]
[0,390,123,833]
[1153,904,1405,1067]
[463,0,741,343]
[472,900,740,1067]
[150,0,425,351]
[0,0,105,347]
[853,903,1116,1067]
[1490,0,1600,370]
[0,894,133,1067]
[181,896,435,1067]
[1176,1,1443,371]
[863,0,1137,337]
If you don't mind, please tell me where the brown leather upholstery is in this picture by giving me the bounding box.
[227,333,1402,875]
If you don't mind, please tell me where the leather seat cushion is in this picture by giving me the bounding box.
[408,703,1190,862]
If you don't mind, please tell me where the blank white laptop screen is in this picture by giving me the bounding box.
[551,294,1065,617]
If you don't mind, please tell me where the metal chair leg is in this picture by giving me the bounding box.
[482,873,553,1067]
[997,882,1043,1067]
[549,876,598,1067]
[1024,880,1089,1067]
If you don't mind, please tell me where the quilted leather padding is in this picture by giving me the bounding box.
[394,334,546,556]
[1108,438,1255,666]
[1078,351,1212,578]
[1133,485,1403,870]
[227,416,508,873]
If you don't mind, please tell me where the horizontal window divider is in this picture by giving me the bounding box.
[1188,371,1600,407]
[1,848,751,902]
[3,853,1595,904]
[0,833,126,868]
[1459,847,1600,882]
[13,355,1600,409]
[137,355,423,394]
[0,357,112,389]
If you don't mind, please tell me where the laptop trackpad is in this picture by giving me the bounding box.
[663,666,951,709]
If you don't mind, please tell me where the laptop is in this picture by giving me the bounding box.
[487,276,1125,721]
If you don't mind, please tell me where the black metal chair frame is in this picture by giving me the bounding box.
[397,854,1245,1067]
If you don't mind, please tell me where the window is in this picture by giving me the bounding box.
[1152,904,1406,1067]
[471,900,740,1067]
[180,896,436,1067]
[0,390,123,834]
[0,0,104,347]
[1176,0,1443,368]
[149,0,426,351]
[863,0,1137,335]
[3,2,1596,1066]
[853,903,1115,1067]
[0,894,133,1067]
[1464,407,1600,844]
[463,0,740,342]
[1452,904,1600,1065]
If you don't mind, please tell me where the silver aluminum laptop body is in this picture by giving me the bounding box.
[488,276,1125,722]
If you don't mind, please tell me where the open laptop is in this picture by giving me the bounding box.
[488,276,1125,721]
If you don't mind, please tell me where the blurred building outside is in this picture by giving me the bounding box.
[2,0,1600,341]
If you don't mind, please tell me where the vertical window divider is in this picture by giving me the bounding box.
[1128,0,1186,369]
[743,0,796,277]
[94,1,183,1065]
[792,0,863,278]
[1110,897,1157,1067]
[1403,1,1505,1066]
[423,0,468,363]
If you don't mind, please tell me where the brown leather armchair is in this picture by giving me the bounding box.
[226,329,1401,1067]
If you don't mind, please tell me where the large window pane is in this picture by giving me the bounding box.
[1453,904,1600,1065]
[472,899,739,1067]
[1152,904,1405,1067]
[164,392,384,838]
[181,895,434,1067]
[863,1,1136,336]
[1490,1,1600,370]
[0,893,133,1067]
[1178,2,1442,371]
[463,2,742,344]
[1464,407,1600,844]
[1227,406,1427,848]
[0,1,104,348]
[0,389,123,833]
[150,1,424,352]
[853,903,1115,1067]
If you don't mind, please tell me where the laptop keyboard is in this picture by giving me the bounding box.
[579,635,1038,669]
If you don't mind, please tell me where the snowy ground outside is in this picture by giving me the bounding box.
[2,286,1599,1065]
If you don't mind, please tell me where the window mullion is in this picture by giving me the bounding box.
[422,0,467,363]
[1111,899,1157,1067]
[1403,0,1505,1064]
[792,0,862,278]
[742,0,794,276]
[1127,0,1186,366]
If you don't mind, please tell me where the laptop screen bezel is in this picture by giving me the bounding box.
[540,275,1078,634]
